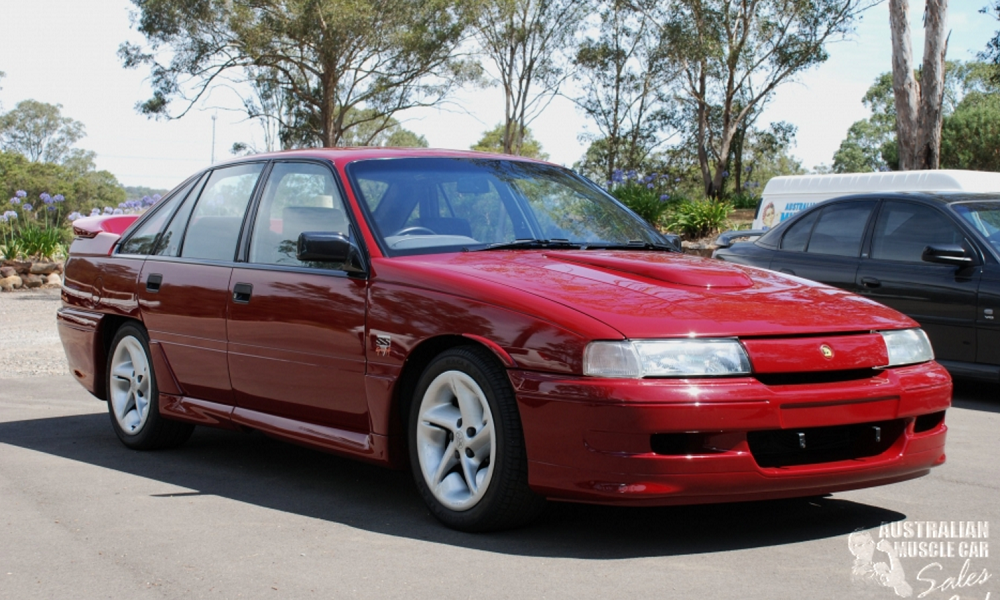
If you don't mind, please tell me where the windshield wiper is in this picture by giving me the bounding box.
[471,238,585,251]
[582,240,678,252]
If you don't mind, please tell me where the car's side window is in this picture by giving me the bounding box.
[180,163,265,261]
[118,177,199,255]
[248,162,350,269]
[871,201,965,262]
[153,176,204,257]
[805,201,876,257]
[780,210,819,252]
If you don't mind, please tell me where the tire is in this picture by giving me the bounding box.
[106,323,194,450]
[408,346,545,531]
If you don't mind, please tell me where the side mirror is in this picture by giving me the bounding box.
[921,244,974,267]
[297,231,365,273]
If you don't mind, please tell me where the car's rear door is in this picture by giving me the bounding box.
[766,200,877,291]
[855,200,981,365]
[226,161,370,432]
[137,162,266,405]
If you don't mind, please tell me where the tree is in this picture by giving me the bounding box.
[573,1,674,183]
[941,91,1000,171]
[0,100,86,163]
[659,0,869,198]
[471,124,548,159]
[473,0,588,155]
[888,0,948,170]
[120,0,477,148]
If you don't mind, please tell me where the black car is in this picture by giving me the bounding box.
[714,193,1000,382]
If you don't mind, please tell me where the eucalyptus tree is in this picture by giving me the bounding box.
[888,0,948,170]
[659,0,871,198]
[473,0,589,155]
[119,0,478,147]
[0,100,86,164]
[573,1,675,183]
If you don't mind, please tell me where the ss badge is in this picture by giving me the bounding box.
[374,335,392,357]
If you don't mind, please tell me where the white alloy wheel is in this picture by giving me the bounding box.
[415,370,496,511]
[109,334,152,435]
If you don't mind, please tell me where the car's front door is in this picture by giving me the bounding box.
[138,163,265,405]
[226,161,370,432]
[855,200,981,364]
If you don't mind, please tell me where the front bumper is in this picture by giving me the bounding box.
[511,361,951,505]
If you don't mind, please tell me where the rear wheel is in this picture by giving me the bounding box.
[408,346,545,531]
[107,323,193,449]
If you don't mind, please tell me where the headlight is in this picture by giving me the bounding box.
[879,328,934,367]
[584,339,751,378]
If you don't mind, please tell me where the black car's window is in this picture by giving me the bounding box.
[249,162,350,269]
[181,163,264,261]
[952,200,1000,256]
[118,177,199,255]
[805,201,876,257]
[872,201,965,262]
[779,210,819,252]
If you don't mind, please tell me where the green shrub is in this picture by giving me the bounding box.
[13,221,67,259]
[664,199,733,239]
[606,170,677,227]
[730,191,760,210]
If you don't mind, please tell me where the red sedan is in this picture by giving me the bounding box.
[58,148,950,531]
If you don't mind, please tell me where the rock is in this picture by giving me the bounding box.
[30,262,59,275]
[0,275,22,291]
[681,240,719,258]
[55,261,65,274]
[1,260,32,275]
[0,266,16,278]
[46,273,62,286]
[23,273,44,288]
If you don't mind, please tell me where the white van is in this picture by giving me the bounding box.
[751,169,1000,230]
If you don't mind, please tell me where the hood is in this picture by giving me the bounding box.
[375,250,916,339]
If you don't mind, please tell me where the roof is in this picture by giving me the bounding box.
[762,170,1000,200]
[213,147,551,168]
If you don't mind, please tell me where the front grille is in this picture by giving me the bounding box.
[754,369,880,386]
[747,419,904,468]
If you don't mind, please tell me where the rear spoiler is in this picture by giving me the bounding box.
[714,229,767,248]
[72,215,139,239]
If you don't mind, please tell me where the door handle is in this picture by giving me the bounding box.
[146,273,163,293]
[860,277,881,289]
[232,283,253,304]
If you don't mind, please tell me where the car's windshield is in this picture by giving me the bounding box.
[346,158,665,256]
[952,200,1000,255]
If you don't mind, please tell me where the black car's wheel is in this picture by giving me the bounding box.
[408,346,545,531]
[107,323,194,450]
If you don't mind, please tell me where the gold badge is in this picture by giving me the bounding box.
[820,344,834,359]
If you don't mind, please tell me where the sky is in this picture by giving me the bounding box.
[0,1,997,191]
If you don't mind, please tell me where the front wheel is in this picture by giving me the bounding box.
[107,323,193,450]
[408,346,544,531]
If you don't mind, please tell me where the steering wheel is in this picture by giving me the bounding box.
[392,226,436,236]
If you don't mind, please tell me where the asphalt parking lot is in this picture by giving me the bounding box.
[1,290,997,599]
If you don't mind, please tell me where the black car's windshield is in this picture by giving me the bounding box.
[952,200,1000,256]
[346,158,666,256]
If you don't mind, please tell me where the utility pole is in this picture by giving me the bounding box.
[211,113,217,164]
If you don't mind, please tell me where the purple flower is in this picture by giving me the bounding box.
[674,177,681,183]
[118,202,128,209]
[103,206,113,214]
[53,194,64,203]
[646,183,654,189]
[46,205,56,212]
[9,197,20,206]
[40,192,53,204]
[113,208,124,215]
[611,169,624,183]
[22,203,33,211]
[660,194,670,201]
[626,170,637,180]
[152,194,161,202]
[67,212,81,221]
[722,170,729,177]
[15,190,26,198]
[90,208,101,216]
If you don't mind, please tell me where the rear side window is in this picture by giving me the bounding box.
[779,210,819,252]
[118,177,199,255]
[805,201,876,257]
[872,201,965,262]
[181,163,265,261]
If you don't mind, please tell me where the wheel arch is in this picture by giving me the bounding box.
[93,314,138,400]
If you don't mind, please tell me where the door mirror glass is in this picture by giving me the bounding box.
[296,231,365,273]
[922,244,974,266]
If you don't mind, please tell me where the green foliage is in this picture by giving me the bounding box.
[0,151,125,217]
[471,124,548,159]
[729,191,760,210]
[664,200,732,239]
[124,185,169,201]
[605,170,680,227]
[3,220,67,260]
[941,92,1000,171]
[0,100,86,163]
[121,0,478,147]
